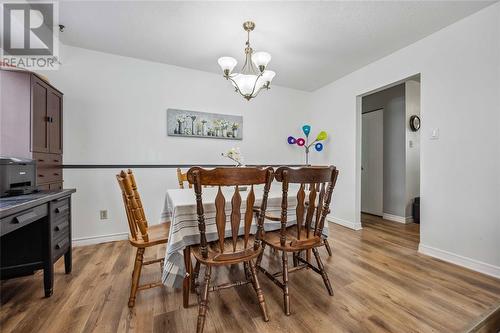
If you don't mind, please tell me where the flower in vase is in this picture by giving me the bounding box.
[220,119,229,129]
[222,147,244,166]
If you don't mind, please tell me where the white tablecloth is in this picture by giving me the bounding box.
[160,185,328,287]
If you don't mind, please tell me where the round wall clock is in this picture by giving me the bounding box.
[409,115,421,132]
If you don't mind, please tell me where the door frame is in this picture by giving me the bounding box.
[354,73,421,228]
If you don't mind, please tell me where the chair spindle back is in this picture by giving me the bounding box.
[116,169,149,242]
[187,167,274,260]
[274,166,339,247]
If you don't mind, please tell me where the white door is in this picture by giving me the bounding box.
[361,109,383,216]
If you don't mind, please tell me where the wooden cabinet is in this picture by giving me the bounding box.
[47,90,63,154]
[0,68,64,190]
[31,76,63,155]
[31,77,50,153]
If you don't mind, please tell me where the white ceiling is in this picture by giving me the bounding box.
[59,1,495,91]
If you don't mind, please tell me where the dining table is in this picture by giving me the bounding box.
[159,184,329,307]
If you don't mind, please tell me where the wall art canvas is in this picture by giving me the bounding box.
[167,109,243,140]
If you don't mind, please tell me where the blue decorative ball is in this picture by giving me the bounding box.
[315,142,323,152]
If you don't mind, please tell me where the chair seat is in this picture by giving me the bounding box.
[129,221,170,248]
[262,226,324,252]
[192,236,262,266]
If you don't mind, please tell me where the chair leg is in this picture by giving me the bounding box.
[197,265,212,333]
[324,239,333,256]
[256,242,266,267]
[244,261,256,291]
[183,247,192,308]
[128,247,145,308]
[312,247,333,296]
[292,251,298,267]
[282,251,290,316]
[191,260,200,293]
[248,260,269,322]
[244,261,250,280]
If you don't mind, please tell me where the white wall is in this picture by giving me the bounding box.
[308,3,500,276]
[43,45,310,245]
[405,80,421,218]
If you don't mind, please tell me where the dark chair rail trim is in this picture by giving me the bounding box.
[62,164,304,169]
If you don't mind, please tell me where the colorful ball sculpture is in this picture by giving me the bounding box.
[287,125,328,165]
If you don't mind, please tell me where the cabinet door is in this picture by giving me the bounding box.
[47,90,63,154]
[31,77,49,153]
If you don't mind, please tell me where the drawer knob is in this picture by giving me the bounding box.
[54,221,69,232]
[55,239,68,250]
[55,205,69,214]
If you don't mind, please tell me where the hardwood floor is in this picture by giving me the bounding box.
[1,215,499,333]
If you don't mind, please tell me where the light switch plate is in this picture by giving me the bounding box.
[100,210,108,220]
[431,128,439,140]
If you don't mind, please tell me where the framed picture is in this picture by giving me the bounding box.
[167,109,243,140]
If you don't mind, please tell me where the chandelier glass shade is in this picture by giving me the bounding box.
[218,21,275,101]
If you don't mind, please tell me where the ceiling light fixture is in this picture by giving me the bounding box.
[218,21,275,101]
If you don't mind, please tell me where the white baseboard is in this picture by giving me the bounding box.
[328,217,362,230]
[382,213,413,224]
[72,232,129,247]
[418,243,500,279]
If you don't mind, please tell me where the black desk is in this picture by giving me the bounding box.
[0,189,76,297]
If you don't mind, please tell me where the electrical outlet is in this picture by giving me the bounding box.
[100,210,108,220]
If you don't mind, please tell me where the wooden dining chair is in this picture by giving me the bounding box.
[177,168,192,189]
[116,169,170,308]
[256,166,339,315]
[178,168,214,189]
[307,184,333,257]
[187,166,274,333]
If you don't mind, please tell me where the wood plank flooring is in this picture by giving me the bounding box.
[1,214,499,333]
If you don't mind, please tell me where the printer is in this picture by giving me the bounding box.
[0,157,37,197]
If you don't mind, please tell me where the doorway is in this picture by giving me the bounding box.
[359,77,421,227]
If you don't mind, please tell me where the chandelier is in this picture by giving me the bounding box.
[217,21,276,101]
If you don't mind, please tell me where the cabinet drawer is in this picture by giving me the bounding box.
[37,184,50,191]
[51,215,70,241]
[50,196,70,243]
[51,197,70,216]
[37,168,62,184]
[34,152,62,167]
[34,153,62,184]
[52,233,70,261]
[0,204,48,236]
[49,182,63,191]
